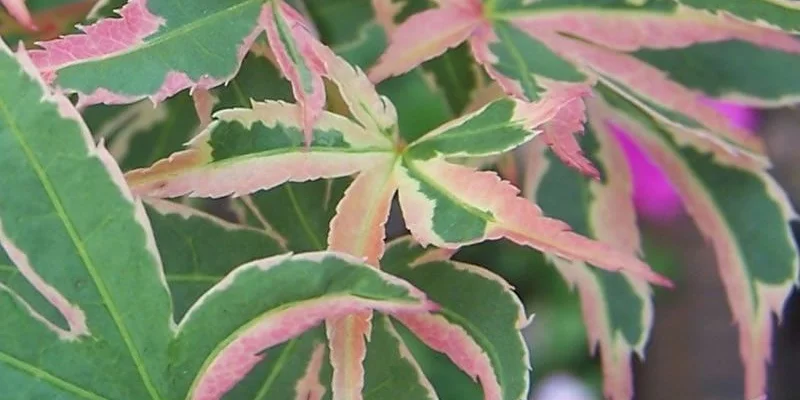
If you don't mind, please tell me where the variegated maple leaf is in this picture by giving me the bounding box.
[368,0,800,176]
[0,38,436,400]
[0,33,535,398]
[581,85,798,400]
[523,112,654,400]
[122,38,672,400]
[125,29,670,288]
[27,0,329,144]
[1,30,537,400]
[491,78,799,400]
[141,197,532,400]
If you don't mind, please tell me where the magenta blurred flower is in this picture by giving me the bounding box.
[612,99,759,222]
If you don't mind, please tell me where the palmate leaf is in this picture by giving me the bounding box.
[128,32,669,285]
[107,193,533,400]
[0,39,434,399]
[368,0,800,175]
[124,33,671,399]
[593,85,799,399]
[125,99,395,198]
[524,115,653,400]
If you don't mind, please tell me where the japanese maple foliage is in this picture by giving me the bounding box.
[0,0,799,400]
[370,0,800,175]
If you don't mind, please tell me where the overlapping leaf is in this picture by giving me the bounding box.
[27,0,333,143]
[0,39,433,399]
[31,0,259,104]
[524,118,653,400]
[369,0,800,174]
[592,84,799,399]
[81,46,294,173]
[127,33,669,286]
[143,199,337,399]
[99,178,533,400]
[381,236,531,400]
[314,214,533,400]
[123,37,671,395]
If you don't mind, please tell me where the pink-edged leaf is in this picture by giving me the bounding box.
[324,157,397,400]
[326,312,372,400]
[172,251,436,399]
[539,89,599,178]
[520,7,800,53]
[522,27,768,163]
[328,159,398,266]
[382,237,530,400]
[468,21,592,103]
[29,0,265,107]
[524,109,654,400]
[262,1,326,145]
[593,91,799,399]
[583,120,653,400]
[368,5,482,83]
[395,158,670,286]
[0,40,174,398]
[395,312,504,400]
[408,87,591,162]
[310,38,398,137]
[1,0,34,30]
[191,88,217,129]
[324,145,397,400]
[125,100,394,198]
[323,161,397,400]
[676,0,800,34]
[324,160,397,400]
[457,81,599,177]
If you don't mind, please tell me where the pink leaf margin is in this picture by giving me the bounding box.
[598,99,799,399]
[0,40,171,338]
[184,251,438,400]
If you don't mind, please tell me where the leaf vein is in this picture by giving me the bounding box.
[0,351,109,400]
[0,98,163,400]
